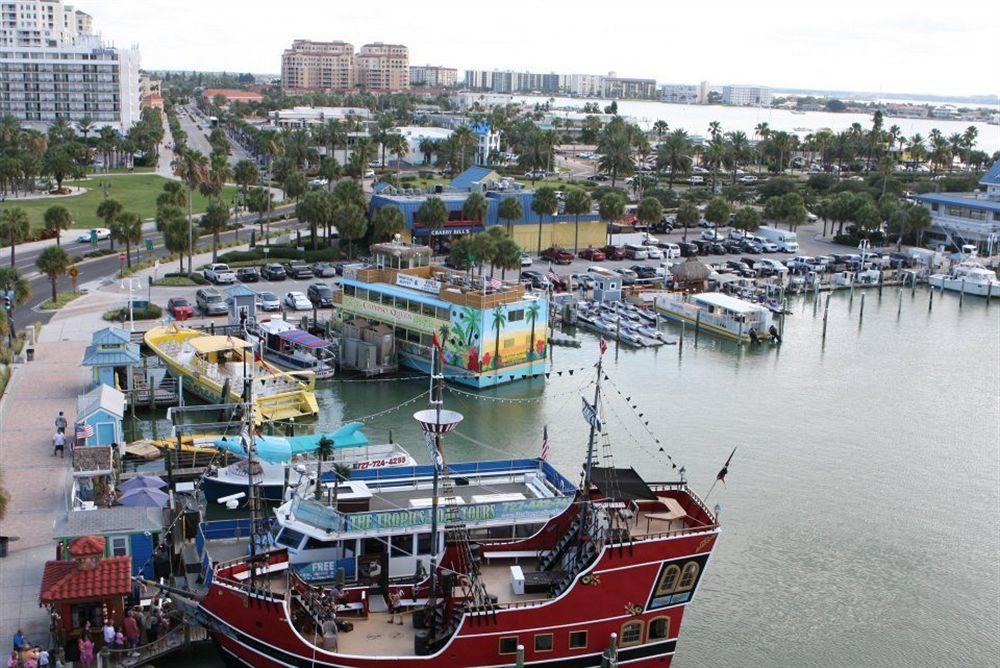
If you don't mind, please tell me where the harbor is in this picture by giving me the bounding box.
[1,274,996,668]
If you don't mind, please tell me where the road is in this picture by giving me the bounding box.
[177,105,255,166]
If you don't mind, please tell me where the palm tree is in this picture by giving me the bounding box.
[350,138,377,181]
[708,121,722,140]
[372,204,405,242]
[490,305,507,370]
[415,196,448,251]
[173,148,208,272]
[462,192,488,227]
[656,129,693,189]
[597,118,635,188]
[35,245,71,302]
[314,436,334,501]
[452,125,476,172]
[702,137,729,192]
[201,202,230,261]
[386,133,409,175]
[531,186,558,254]
[331,462,352,507]
[1,207,31,266]
[598,192,625,245]
[0,266,30,307]
[563,188,592,253]
[112,211,142,267]
[232,159,259,213]
[296,190,333,250]
[42,205,73,246]
[497,197,523,237]
[526,301,541,361]
[247,187,272,238]
[161,212,190,272]
[652,120,669,139]
[418,137,436,165]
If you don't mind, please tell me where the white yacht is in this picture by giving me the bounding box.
[655,292,775,343]
[929,259,1000,296]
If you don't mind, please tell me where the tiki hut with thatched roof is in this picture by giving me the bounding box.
[671,256,711,291]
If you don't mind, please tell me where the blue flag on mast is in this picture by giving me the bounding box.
[581,397,602,431]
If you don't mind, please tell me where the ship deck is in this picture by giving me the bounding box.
[333,612,418,657]
[367,480,548,513]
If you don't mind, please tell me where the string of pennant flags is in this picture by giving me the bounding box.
[325,365,596,384]
[262,389,431,429]
[602,372,685,475]
[445,381,595,404]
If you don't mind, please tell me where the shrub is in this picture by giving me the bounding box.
[103,302,163,321]
[161,272,208,285]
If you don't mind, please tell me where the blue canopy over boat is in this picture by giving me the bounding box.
[277,328,331,349]
[213,422,368,463]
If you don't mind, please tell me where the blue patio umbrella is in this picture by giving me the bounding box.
[118,474,167,493]
[118,487,169,508]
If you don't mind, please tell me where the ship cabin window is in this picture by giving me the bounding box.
[343,284,356,297]
[534,633,553,652]
[421,304,436,317]
[498,636,519,655]
[416,533,433,555]
[677,562,699,591]
[362,537,386,556]
[275,528,305,550]
[568,630,588,649]
[355,288,367,300]
[648,617,670,640]
[656,565,680,595]
[303,536,329,551]
[390,534,412,557]
[620,621,643,646]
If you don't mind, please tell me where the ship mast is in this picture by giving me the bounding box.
[577,350,603,548]
[240,308,268,595]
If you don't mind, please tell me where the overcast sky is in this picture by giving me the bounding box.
[74,0,999,97]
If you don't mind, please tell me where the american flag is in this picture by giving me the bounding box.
[75,422,94,439]
[540,425,549,461]
[599,338,608,355]
[485,278,503,291]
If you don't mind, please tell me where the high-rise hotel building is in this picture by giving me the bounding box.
[0,0,140,131]
[281,40,409,92]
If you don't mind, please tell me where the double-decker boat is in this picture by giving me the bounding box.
[144,324,319,421]
[655,291,776,343]
[170,346,721,667]
[929,258,1000,296]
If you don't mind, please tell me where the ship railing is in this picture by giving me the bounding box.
[646,481,717,522]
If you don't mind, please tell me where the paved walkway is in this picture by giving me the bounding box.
[0,333,89,649]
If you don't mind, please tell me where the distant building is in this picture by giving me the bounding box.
[721,85,772,106]
[281,39,357,91]
[931,104,960,118]
[202,88,264,105]
[356,42,409,91]
[269,106,371,130]
[410,65,458,88]
[394,125,453,164]
[565,73,606,97]
[915,162,1000,252]
[603,77,657,99]
[660,83,701,104]
[0,0,141,131]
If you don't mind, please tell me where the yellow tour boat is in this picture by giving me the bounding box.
[144,324,319,421]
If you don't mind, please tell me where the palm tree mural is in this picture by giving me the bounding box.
[490,306,507,370]
[526,301,541,360]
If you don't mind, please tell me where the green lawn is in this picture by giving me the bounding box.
[8,175,238,229]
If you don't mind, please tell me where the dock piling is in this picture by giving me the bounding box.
[694,311,701,348]
[821,294,831,342]
[897,287,903,317]
[928,284,933,311]
[858,293,865,327]
[960,279,965,308]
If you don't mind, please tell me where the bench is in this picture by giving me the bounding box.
[643,498,687,533]
[482,550,538,563]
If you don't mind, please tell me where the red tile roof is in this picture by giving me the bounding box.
[39,557,132,604]
[202,88,263,103]
[67,535,105,557]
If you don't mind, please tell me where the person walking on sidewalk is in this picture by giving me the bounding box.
[52,429,66,457]
[55,412,67,432]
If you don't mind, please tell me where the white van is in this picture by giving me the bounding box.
[757,226,799,252]
[659,243,681,259]
[623,243,649,260]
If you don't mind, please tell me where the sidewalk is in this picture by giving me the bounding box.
[0,333,89,648]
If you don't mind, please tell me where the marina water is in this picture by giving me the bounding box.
[164,287,998,667]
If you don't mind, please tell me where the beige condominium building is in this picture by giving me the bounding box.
[281,39,408,92]
[281,39,356,91]
[409,64,457,88]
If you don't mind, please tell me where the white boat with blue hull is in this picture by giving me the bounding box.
[202,422,416,503]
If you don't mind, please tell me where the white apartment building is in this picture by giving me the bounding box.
[565,74,605,97]
[721,84,772,106]
[410,65,457,88]
[269,106,372,130]
[0,0,141,131]
[660,81,709,104]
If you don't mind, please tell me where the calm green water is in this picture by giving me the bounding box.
[165,287,1000,668]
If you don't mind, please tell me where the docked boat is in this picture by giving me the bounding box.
[144,324,319,421]
[176,344,720,668]
[249,315,336,378]
[655,292,775,343]
[929,259,1000,296]
[202,423,416,503]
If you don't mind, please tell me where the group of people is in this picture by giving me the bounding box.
[9,630,50,668]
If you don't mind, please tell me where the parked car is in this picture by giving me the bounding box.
[236,266,259,282]
[284,291,311,310]
[311,262,337,278]
[887,252,912,269]
[700,230,724,242]
[520,270,550,290]
[602,245,627,260]
[754,258,788,276]
[257,291,281,312]
[739,239,763,253]
[678,242,700,257]
[709,242,727,255]
[195,288,228,316]
[284,260,313,279]
[688,175,704,185]
[657,242,682,259]
[541,246,574,264]
[723,240,743,253]
[260,263,287,280]
[587,174,609,182]
[786,256,815,273]
[524,170,547,180]
[630,265,657,280]
[738,175,758,185]
[570,273,595,290]
[166,297,194,320]
[757,240,780,253]
[520,254,533,267]
[613,268,638,285]
[692,240,713,255]
[307,283,333,307]
[643,246,663,260]
[725,260,755,277]
[76,228,111,242]
[729,229,747,241]
[203,263,236,284]
[578,247,606,261]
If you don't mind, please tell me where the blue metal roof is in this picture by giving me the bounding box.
[372,181,394,194]
[450,166,496,190]
[915,192,1000,213]
[980,161,1000,187]
[81,343,141,367]
[225,285,258,298]
[90,326,130,346]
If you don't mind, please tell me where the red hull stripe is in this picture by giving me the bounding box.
[214,631,678,668]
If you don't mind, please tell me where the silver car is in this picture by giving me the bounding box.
[257,291,280,312]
